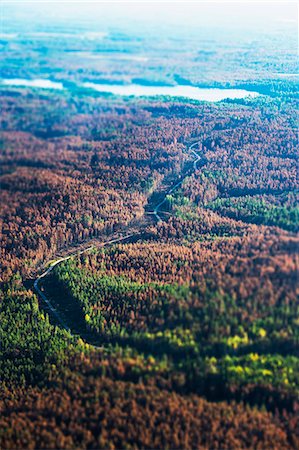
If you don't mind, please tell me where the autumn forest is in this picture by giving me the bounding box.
[0,2,298,449]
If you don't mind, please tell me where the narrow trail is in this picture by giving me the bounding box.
[33,139,202,343]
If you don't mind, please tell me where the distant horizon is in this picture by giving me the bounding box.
[2,1,298,36]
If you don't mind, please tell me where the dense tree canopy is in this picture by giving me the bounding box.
[1,87,298,449]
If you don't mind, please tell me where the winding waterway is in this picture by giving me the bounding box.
[32,140,202,344]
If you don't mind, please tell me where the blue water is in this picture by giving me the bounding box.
[2,78,64,89]
[83,82,259,101]
[1,78,260,101]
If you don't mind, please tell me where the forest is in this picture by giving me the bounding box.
[0,71,298,448]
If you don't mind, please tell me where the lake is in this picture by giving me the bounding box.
[1,78,260,101]
[1,78,64,89]
[83,82,260,101]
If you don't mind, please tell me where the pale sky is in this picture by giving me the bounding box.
[1,1,298,35]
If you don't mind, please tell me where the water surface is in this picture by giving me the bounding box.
[2,78,64,89]
[82,82,259,101]
[1,78,260,101]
